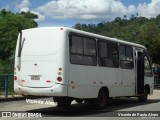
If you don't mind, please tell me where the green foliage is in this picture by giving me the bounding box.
[0,9,38,73]
[73,14,160,64]
[0,9,38,61]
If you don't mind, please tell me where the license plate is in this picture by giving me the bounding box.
[31,76,40,80]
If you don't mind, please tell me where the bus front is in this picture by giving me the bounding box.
[14,27,68,96]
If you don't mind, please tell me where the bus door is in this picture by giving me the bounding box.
[135,50,144,94]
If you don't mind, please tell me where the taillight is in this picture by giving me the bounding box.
[58,72,62,75]
[57,67,63,82]
[14,76,17,81]
[14,67,16,74]
[57,77,62,82]
[59,67,62,71]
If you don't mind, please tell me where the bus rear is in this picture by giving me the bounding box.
[14,27,68,96]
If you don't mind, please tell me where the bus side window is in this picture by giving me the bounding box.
[83,37,96,56]
[70,35,83,54]
[98,40,119,68]
[69,34,97,66]
[119,45,134,69]
[108,42,119,68]
[144,53,153,77]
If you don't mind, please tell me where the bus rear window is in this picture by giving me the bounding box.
[21,30,61,56]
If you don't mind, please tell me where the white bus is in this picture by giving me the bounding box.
[14,27,154,108]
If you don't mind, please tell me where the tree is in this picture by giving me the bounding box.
[73,22,82,30]
[73,14,160,64]
[19,11,38,20]
[0,9,38,61]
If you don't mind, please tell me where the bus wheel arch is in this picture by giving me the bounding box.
[99,87,109,98]
[145,84,150,94]
[97,87,110,108]
[92,87,110,109]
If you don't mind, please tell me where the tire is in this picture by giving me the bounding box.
[92,90,108,109]
[138,87,148,102]
[88,100,94,109]
[56,97,72,107]
[75,99,83,104]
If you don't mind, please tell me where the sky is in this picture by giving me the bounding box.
[0,0,160,27]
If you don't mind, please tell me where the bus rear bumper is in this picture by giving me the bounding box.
[14,82,68,96]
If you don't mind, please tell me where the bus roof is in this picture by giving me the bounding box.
[23,27,146,49]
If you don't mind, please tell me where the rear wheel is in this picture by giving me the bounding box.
[88,90,108,109]
[75,99,83,104]
[54,97,72,107]
[96,90,108,108]
[138,87,148,102]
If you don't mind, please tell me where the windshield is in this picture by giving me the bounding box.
[21,29,61,56]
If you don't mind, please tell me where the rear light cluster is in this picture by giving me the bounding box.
[57,67,63,82]
[14,68,17,81]
[14,76,17,80]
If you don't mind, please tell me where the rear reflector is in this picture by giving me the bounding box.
[21,80,25,82]
[46,80,51,83]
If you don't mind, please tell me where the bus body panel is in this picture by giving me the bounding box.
[68,65,99,98]
[14,28,69,95]
[98,67,119,97]
[144,76,154,94]
[118,69,135,96]
[18,60,58,87]
[14,81,68,96]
